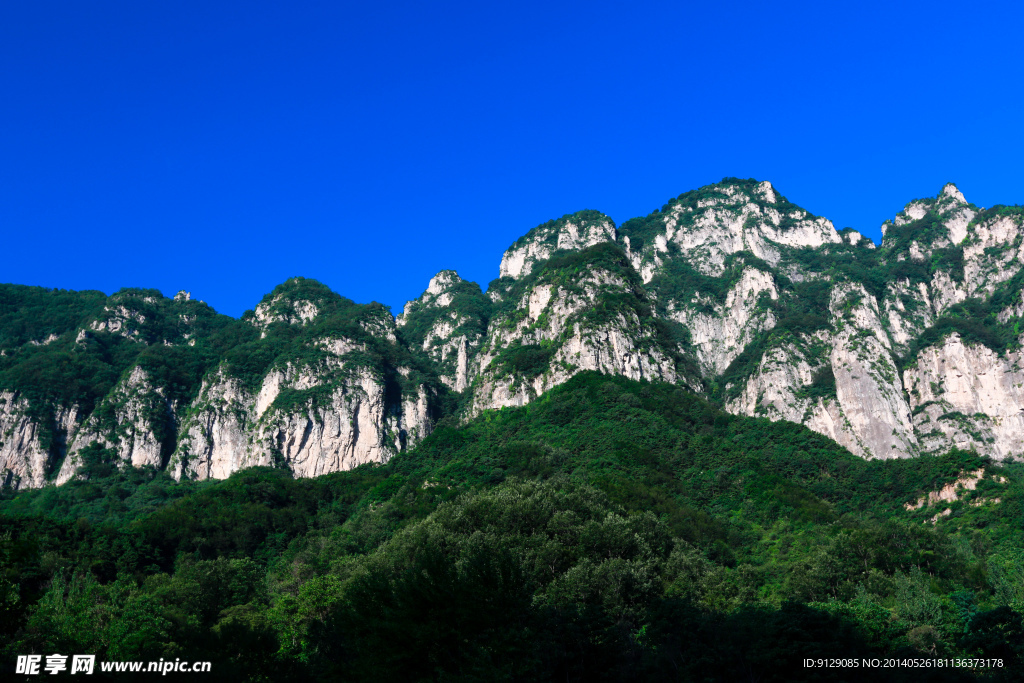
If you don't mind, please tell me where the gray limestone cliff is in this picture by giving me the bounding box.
[620,180,841,284]
[0,392,79,489]
[168,281,436,482]
[397,270,490,393]
[905,333,1024,460]
[3,178,1024,491]
[715,182,1024,461]
[499,210,616,280]
[1,279,438,490]
[170,340,433,482]
[56,365,175,484]
[727,283,916,460]
[471,244,684,413]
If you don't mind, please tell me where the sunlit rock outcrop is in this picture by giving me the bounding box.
[4,178,1024,490]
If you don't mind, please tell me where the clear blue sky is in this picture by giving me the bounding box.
[2,1,1022,317]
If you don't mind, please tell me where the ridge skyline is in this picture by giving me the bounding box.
[4,154,1024,488]
[6,177,1011,321]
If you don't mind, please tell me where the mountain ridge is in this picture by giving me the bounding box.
[3,177,1023,490]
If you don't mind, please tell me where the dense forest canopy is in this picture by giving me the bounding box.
[4,179,1024,679]
[2,373,1022,681]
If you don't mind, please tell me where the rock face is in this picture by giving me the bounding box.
[0,392,79,489]
[716,183,1023,461]
[3,178,1024,490]
[170,282,436,482]
[615,179,1022,462]
[499,210,616,280]
[723,282,918,460]
[471,245,681,413]
[0,278,438,489]
[171,370,254,481]
[171,364,413,482]
[825,284,917,459]
[171,331,433,482]
[621,180,841,284]
[56,366,174,484]
[397,271,490,392]
[905,334,1024,460]
[668,266,779,376]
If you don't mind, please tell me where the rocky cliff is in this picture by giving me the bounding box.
[396,270,490,393]
[169,279,436,482]
[498,210,616,280]
[0,278,438,489]
[470,243,684,413]
[3,179,1022,490]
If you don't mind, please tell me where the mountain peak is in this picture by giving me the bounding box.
[882,183,973,238]
[398,269,487,326]
[619,179,839,283]
[248,277,345,332]
[498,210,616,280]
[427,270,463,296]
[940,182,967,205]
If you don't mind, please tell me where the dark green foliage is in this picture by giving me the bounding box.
[134,343,226,419]
[647,251,772,311]
[0,467,205,525]
[2,373,1021,680]
[397,276,492,357]
[787,242,889,299]
[718,279,833,400]
[219,330,290,391]
[883,212,952,253]
[0,284,106,349]
[75,443,120,480]
[132,467,387,568]
[786,210,968,304]
[904,298,1019,367]
[616,213,664,253]
[961,607,1024,666]
[1,330,138,414]
[797,364,837,401]
[518,241,645,296]
[931,247,966,281]
[0,288,240,414]
[498,343,557,379]
[970,205,1024,225]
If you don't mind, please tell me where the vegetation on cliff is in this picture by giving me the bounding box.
[2,373,1021,681]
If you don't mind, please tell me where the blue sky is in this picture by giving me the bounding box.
[2,1,1022,317]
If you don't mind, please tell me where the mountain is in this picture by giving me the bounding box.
[2,178,1023,490]
[3,181,1024,680]
[3,372,1021,680]
[1,279,437,489]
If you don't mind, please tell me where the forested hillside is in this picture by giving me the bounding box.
[2,373,1022,680]
[3,178,1024,679]
[5,179,1024,493]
